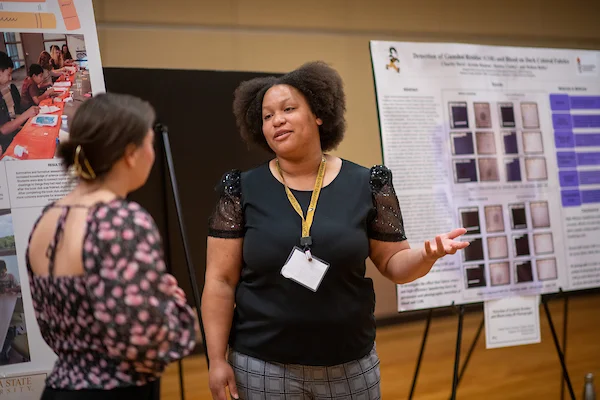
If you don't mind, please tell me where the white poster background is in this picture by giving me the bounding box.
[0,0,105,386]
[369,41,600,311]
[0,163,10,209]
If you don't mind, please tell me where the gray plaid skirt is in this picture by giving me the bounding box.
[227,345,381,400]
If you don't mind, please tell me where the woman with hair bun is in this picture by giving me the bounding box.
[202,61,469,400]
[26,92,198,399]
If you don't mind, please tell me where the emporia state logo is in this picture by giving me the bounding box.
[385,47,400,73]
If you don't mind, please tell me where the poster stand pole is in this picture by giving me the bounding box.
[408,308,433,400]
[157,124,210,399]
[455,316,485,387]
[542,289,575,400]
[561,290,569,400]
[450,304,464,400]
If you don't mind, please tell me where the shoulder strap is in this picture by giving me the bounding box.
[45,206,71,277]
[25,202,55,273]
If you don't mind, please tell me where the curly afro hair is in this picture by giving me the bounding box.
[232,61,346,153]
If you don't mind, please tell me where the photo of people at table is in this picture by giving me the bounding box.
[0,32,93,161]
[0,209,30,366]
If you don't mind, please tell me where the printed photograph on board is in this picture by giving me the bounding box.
[0,209,30,366]
[0,32,93,162]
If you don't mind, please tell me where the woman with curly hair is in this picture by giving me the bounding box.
[202,61,469,400]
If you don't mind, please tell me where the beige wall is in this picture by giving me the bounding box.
[92,0,600,318]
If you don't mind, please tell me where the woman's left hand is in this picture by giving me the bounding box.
[423,228,470,261]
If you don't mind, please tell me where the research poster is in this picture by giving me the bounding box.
[369,41,600,312]
[0,0,104,396]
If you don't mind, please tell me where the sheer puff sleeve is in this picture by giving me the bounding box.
[208,170,244,238]
[84,200,197,373]
[368,165,408,242]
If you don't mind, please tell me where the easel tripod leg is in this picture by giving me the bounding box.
[161,129,210,362]
[158,126,210,400]
[178,359,185,400]
[450,305,464,400]
[408,308,433,400]
[158,128,187,400]
[456,316,484,386]
[543,298,575,400]
[561,294,568,400]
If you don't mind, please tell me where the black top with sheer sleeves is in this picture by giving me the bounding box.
[207,160,407,366]
[207,169,244,238]
[368,164,408,242]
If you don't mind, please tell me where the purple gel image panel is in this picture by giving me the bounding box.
[579,171,600,185]
[555,131,575,148]
[581,189,600,204]
[557,152,577,168]
[573,115,600,128]
[559,170,579,187]
[452,132,474,155]
[577,152,600,166]
[570,96,600,110]
[553,114,573,130]
[550,94,570,111]
[455,159,478,183]
[574,133,600,147]
[503,132,518,154]
[506,158,522,182]
[561,190,581,207]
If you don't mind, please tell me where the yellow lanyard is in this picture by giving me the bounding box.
[276,157,327,260]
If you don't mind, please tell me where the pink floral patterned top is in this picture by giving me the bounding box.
[26,198,197,390]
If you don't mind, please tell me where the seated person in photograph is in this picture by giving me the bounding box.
[50,45,65,70]
[0,57,24,118]
[37,51,66,88]
[0,52,39,156]
[0,260,20,295]
[62,44,75,66]
[21,64,56,111]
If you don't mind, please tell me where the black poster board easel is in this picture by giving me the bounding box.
[157,123,209,400]
[407,290,575,400]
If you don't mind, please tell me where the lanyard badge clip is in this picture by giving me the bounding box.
[301,236,313,262]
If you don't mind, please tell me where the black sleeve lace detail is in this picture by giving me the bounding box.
[368,165,407,242]
[208,170,244,238]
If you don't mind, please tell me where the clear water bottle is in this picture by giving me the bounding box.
[60,115,68,132]
[584,373,597,400]
[75,74,82,94]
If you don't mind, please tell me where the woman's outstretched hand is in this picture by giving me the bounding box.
[423,228,470,261]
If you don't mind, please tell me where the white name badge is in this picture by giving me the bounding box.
[281,247,329,292]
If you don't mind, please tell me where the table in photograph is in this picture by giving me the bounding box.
[0,72,83,161]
